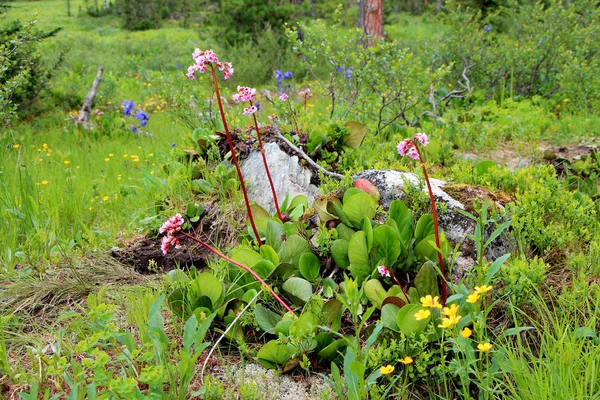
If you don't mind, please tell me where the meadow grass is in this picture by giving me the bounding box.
[1,1,599,398]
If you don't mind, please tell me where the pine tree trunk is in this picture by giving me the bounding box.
[358,0,383,45]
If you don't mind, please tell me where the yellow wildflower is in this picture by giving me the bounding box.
[104,158,110,162]
[420,295,442,309]
[475,285,492,294]
[477,342,493,352]
[438,315,461,328]
[380,365,394,375]
[460,327,472,338]
[466,292,481,304]
[102,196,109,201]
[114,194,119,200]
[123,154,128,158]
[109,153,114,157]
[63,160,71,165]
[442,304,460,317]
[399,356,413,365]
[414,309,431,321]
[41,180,48,185]
[563,98,569,103]
[148,153,154,157]
[13,144,20,149]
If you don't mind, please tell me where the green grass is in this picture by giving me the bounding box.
[1,1,600,399]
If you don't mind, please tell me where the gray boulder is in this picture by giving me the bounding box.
[353,170,514,282]
[241,142,320,215]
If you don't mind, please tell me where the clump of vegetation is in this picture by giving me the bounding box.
[1,0,599,398]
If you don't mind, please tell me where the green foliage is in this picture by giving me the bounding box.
[0,19,60,129]
[211,0,297,45]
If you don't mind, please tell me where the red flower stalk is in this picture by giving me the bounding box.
[209,67,262,246]
[398,133,447,305]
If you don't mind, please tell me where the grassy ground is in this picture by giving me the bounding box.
[1,1,599,399]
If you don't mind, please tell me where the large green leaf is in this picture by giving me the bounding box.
[389,200,413,246]
[278,235,311,267]
[372,225,401,266]
[299,252,320,281]
[265,221,285,252]
[259,245,279,265]
[342,191,377,228]
[189,272,223,311]
[414,214,435,244]
[381,303,400,331]
[414,261,439,297]
[396,304,431,337]
[343,121,368,149]
[363,279,387,309]
[256,340,294,369]
[230,248,263,269]
[254,304,281,334]
[282,277,313,304]
[331,239,350,268]
[414,233,450,262]
[348,231,371,283]
[252,259,275,279]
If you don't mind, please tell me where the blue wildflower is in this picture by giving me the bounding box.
[336,66,345,73]
[485,25,492,33]
[275,69,293,92]
[254,102,261,111]
[171,142,177,148]
[123,100,134,116]
[344,68,353,80]
[283,71,293,79]
[131,125,138,133]
[134,109,149,127]
[275,70,284,80]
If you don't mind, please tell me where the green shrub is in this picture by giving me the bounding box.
[0,19,60,129]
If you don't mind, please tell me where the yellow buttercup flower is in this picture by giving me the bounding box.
[104,158,110,162]
[380,364,394,375]
[414,309,431,321]
[442,304,460,317]
[467,292,481,304]
[420,295,443,309]
[474,285,492,294]
[438,315,461,328]
[13,144,20,149]
[399,356,413,365]
[477,342,493,352]
[460,327,472,338]
[63,160,71,165]
[40,180,48,185]
[102,196,109,201]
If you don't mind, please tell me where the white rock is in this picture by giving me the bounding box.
[241,142,320,215]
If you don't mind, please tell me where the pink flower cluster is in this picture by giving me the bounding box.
[186,49,233,80]
[159,214,184,255]
[279,93,288,101]
[378,265,391,277]
[299,88,312,99]
[243,106,258,116]
[268,114,280,122]
[232,86,256,103]
[397,133,429,160]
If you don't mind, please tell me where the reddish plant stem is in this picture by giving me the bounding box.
[389,270,409,301]
[413,141,447,305]
[179,231,294,314]
[287,102,300,134]
[210,67,262,246]
[249,100,283,221]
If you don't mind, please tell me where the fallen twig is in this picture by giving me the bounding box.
[275,133,344,179]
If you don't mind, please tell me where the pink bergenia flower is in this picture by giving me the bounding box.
[414,133,429,146]
[235,86,256,102]
[299,88,312,99]
[204,50,219,63]
[279,93,288,101]
[397,139,413,157]
[378,265,391,278]
[243,106,257,116]
[159,213,184,235]
[187,49,233,80]
[407,146,420,160]
[231,93,242,103]
[161,235,180,255]
[268,114,280,122]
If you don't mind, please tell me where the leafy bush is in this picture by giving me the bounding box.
[439,0,600,111]
[211,0,297,45]
[0,19,60,129]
